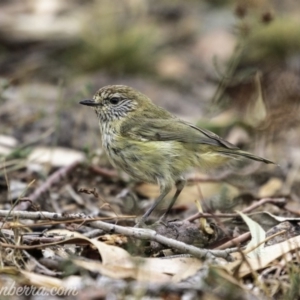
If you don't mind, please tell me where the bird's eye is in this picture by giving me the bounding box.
[109,97,120,105]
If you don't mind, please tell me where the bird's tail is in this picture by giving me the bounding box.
[217,149,275,165]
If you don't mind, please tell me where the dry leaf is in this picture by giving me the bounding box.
[258,178,283,197]
[46,230,202,282]
[0,134,18,155]
[245,72,267,126]
[28,146,85,167]
[238,211,266,258]
[228,235,300,278]
[135,181,238,208]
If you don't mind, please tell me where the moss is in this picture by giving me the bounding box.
[242,18,300,64]
[64,2,160,75]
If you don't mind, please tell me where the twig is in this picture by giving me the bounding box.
[215,232,251,250]
[83,229,104,238]
[22,250,62,276]
[0,210,136,221]
[1,229,67,243]
[89,165,118,178]
[88,222,236,260]
[241,197,286,213]
[14,161,81,210]
[0,210,236,260]
[186,197,286,222]
[211,41,244,105]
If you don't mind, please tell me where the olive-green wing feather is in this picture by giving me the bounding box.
[120,118,239,150]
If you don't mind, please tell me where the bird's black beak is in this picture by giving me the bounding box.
[79,99,102,107]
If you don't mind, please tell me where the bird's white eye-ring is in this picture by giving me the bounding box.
[109,97,120,105]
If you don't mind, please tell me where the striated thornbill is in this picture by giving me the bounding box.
[80,85,274,225]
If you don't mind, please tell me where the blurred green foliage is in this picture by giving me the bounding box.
[65,1,160,75]
[242,18,300,64]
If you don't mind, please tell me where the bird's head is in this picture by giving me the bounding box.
[80,85,150,122]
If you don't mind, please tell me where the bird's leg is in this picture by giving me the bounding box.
[159,179,186,222]
[195,184,214,235]
[135,185,171,227]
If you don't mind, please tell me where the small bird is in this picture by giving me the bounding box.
[80,85,274,225]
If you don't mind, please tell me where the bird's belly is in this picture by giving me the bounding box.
[102,135,187,185]
[102,131,231,185]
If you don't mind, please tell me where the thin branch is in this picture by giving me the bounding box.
[0,211,134,221]
[89,165,118,178]
[186,197,286,222]
[14,161,81,210]
[0,210,236,260]
[215,232,251,250]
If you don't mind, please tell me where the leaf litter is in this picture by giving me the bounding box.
[0,1,300,299]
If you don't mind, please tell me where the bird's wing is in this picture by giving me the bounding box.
[120,118,239,150]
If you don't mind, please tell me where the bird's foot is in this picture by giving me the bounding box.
[134,217,147,228]
[158,213,167,224]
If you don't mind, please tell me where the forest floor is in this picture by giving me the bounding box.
[0,1,300,299]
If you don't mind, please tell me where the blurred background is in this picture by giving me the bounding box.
[0,0,300,211]
[1,2,300,296]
